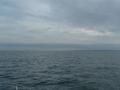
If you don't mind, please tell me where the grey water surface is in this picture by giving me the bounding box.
[0,50,120,90]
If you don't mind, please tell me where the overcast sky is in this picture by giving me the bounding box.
[0,0,120,44]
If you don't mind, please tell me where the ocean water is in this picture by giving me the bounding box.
[0,50,120,90]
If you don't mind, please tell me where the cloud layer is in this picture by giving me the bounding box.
[0,0,120,44]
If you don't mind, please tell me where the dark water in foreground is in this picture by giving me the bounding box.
[0,50,120,90]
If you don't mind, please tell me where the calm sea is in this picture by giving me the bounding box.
[0,50,120,90]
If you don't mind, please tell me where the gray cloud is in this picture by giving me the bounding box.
[11,0,120,31]
[0,0,120,44]
[46,0,120,31]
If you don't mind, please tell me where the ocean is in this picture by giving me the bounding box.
[0,50,120,90]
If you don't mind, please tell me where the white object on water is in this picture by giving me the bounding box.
[16,86,18,90]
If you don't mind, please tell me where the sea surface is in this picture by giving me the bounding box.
[0,50,120,90]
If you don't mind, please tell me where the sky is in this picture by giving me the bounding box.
[0,0,120,45]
